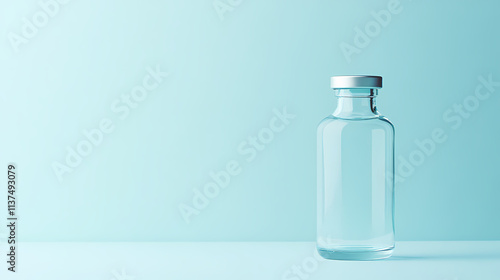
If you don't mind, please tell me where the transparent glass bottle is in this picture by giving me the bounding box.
[317,76,395,260]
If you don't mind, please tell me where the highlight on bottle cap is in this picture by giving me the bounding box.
[330,75,382,89]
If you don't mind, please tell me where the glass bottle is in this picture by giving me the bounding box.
[317,76,395,260]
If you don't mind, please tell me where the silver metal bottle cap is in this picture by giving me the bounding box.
[330,75,382,89]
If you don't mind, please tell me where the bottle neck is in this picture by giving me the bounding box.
[332,89,379,119]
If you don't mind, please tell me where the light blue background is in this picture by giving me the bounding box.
[0,0,499,242]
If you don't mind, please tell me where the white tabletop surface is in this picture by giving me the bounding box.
[1,241,498,279]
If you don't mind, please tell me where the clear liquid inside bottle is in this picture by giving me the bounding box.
[317,86,395,260]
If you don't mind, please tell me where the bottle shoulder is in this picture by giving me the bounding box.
[378,116,395,130]
[318,115,395,132]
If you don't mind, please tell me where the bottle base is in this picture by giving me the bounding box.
[317,247,393,261]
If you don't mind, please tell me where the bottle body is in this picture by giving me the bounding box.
[317,86,395,260]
